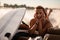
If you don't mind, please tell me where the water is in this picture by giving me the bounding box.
[0,8,13,19]
[0,8,60,28]
[49,10,60,28]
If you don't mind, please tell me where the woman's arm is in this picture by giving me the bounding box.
[38,18,48,35]
[28,19,38,34]
[38,19,43,35]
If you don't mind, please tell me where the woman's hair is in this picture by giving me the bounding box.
[36,6,47,16]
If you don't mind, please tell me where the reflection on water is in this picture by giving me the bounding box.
[0,8,60,28]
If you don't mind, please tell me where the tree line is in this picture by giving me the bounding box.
[4,3,35,9]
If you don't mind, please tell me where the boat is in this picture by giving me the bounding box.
[0,8,60,40]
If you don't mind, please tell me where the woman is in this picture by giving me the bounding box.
[28,6,53,36]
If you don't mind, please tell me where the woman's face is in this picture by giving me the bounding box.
[35,9,45,19]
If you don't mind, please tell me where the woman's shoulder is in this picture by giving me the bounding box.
[30,18,36,22]
[30,18,36,27]
[30,18,36,24]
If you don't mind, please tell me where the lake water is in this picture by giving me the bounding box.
[0,8,60,28]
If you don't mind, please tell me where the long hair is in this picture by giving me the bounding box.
[34,6,47,18]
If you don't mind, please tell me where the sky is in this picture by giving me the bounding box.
[0,0,60,8]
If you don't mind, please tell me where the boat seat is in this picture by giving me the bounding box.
[43,34,60,40]
[47,28,60,35]
[12,32,29,40]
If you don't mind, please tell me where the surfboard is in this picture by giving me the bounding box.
[0,8,26,40]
